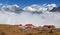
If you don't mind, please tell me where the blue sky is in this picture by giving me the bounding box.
[0,0,60,8]
[0,0,60,27]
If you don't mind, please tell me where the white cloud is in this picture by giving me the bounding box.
[23,4,57,12]
[23,4,47,12]
[47,3,57,10]
[1,4,22,13]
[0,4,60,28]
[47,3,57,7]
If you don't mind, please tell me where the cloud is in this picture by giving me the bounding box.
[23,3,57,11]
[47,3,57,10]
[1,4,23,13]
[0,4,60,28]
[23,4,47,12]
[47,3,57,7]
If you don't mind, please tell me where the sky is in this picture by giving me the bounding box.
[0,0,60,28]
[0,0,60,8]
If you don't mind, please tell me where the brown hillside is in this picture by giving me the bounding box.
[0,24,60,35]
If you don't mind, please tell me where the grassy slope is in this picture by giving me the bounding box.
[0,24,60,35]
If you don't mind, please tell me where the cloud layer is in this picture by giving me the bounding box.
[0,3,60,28]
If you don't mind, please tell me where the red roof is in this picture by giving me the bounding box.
[19,24,22,26]
[43,25,55,28]
[25,24,33,29]
[25,24,33,26]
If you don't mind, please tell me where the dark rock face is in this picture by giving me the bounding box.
[32,11,43,14]
[50,6,60,12]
